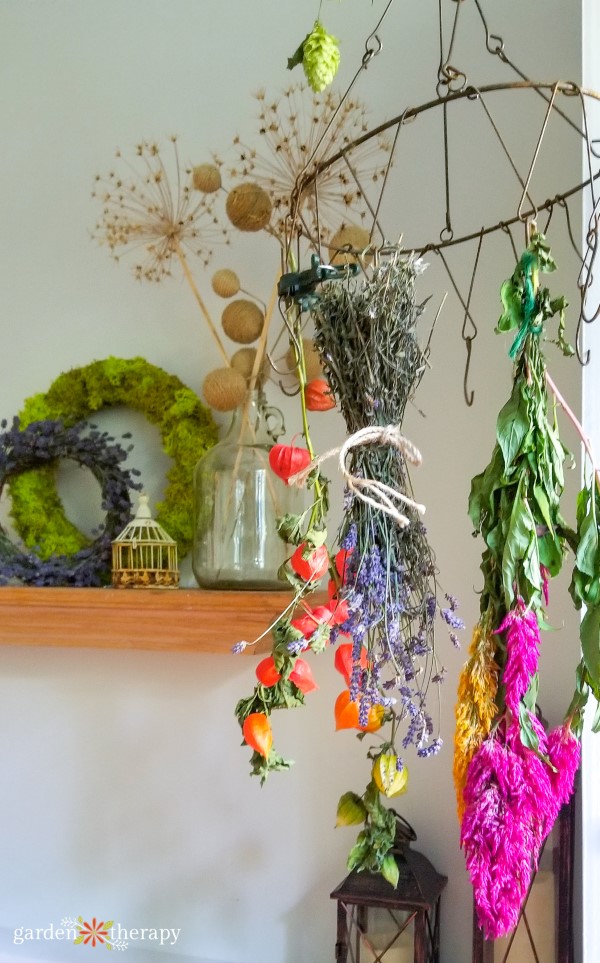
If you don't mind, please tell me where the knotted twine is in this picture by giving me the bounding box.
[287,424,426,528]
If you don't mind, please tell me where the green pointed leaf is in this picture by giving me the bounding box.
[287,36,307,71]
[576,510,599,578]
[496,384,529,472]
[502,484,535,604]
[381,853,399,888]
[497,280,522,332]
[581,605,600,688]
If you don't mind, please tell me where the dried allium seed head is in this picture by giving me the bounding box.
[202,367,247,412]
[225,182,272,232]
[92,139,227,281]
[228,85,390,247]
[192,164,222,193]
[221,299,264,344]
[328,224,371,265]
[212,268,241,298]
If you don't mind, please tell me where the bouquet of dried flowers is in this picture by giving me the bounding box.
[454,231,598,938]
[234,253,460,886]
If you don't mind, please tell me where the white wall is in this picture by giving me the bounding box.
[0,2,584,961]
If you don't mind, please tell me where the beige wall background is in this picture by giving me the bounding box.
[0,2,586,961]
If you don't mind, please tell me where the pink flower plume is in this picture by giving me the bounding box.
[496,601,541,717]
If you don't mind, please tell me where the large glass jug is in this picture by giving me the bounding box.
[192,389,301,590]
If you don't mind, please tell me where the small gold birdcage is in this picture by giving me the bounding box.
[112,493,179,588]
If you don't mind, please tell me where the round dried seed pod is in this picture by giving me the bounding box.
[231,347,258,380]
[226,182,272,232]
[285,337,323,382]
[212,268,241,298]
[192,164,222,193]
[231,347,270,383]
[221,299,264,344]
[202,367,247,412]
[328,224,371,265]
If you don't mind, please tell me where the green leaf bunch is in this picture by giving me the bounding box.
[337,781,400,888]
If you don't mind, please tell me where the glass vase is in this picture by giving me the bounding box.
[192,389,301,590]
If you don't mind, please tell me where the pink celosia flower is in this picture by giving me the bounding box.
[461,727,556,939]
[547,723,581,808]
[496,601,541,717]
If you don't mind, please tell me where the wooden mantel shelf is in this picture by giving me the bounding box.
[0,586,300,654]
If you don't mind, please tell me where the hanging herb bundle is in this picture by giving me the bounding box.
[312,254,461,885]
[234,253,460,887]
[454,231,599,939]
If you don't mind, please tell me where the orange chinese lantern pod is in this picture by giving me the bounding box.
[327,596,350,626]
[334,690,384,733]
[268,443,312,483]
[290,542,329,582]
[256,656,281,687]
[290,614,318,640]
[291,604,332,639]
[334,689,360,730]
[305,378,336,411]
[334,643,368,687]
[289,657,318,694]
[242,712,273,758]
[335,547,352,581]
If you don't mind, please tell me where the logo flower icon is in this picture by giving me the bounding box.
[74,917,114,948]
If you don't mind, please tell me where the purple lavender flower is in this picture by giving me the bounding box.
[441,608,465,630]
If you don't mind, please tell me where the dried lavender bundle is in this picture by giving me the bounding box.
[312,254,457,756]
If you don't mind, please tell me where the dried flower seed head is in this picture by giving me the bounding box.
[192,163,222,193]
[225,182,273,232]
[285,337,323,381]
[221,299,264,344]
[202,367,247,411]
[228,84,391,246]
[328,224,372,266]
[92,139,228,282]
[212,268,241,298]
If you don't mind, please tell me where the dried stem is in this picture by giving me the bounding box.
[545,369,600,494]
[173,240,230,367]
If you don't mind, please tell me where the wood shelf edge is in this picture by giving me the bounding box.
[0,586,306,654]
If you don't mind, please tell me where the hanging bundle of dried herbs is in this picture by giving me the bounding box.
[311,255,460,884]
[233,253,459,886]
[455,231,598,938]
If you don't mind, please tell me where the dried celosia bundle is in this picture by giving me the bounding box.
[228,84,390,246]
[456,233,589,938]
[453,620,498,819]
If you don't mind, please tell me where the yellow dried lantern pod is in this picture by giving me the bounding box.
[328,224,372,266]
[212,268,241,298]
[285,337,324,382]
[202,367,247,412]
[221,299,264,344]
[192,163,222,193]
[226,182,272,232]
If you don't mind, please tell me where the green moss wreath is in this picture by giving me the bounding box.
[12,357,217,557]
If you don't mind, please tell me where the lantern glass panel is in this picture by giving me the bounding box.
[358,907,414,962]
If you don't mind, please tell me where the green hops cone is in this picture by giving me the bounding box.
[302,21,340,92]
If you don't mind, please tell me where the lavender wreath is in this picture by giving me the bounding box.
[0,418,141,586]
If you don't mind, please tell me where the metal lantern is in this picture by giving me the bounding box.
[112,493,179,588]
[473,789,577,963]
[331,818,447,963]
